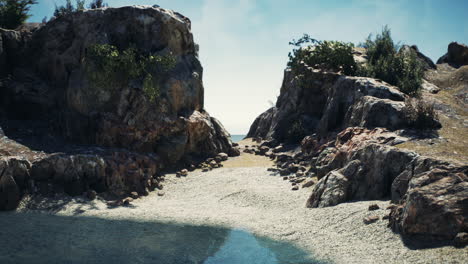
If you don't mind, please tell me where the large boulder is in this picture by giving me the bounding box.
[437,42,468,67]
[0,157,31,210]
[0,6,232,165]
[390,166,468,240]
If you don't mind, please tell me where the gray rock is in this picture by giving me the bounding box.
[437,42,468,67]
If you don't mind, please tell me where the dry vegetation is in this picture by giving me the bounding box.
[396,65,468,163]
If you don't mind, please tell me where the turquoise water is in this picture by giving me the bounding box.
[0,212,325,264]
[230,135,246,143]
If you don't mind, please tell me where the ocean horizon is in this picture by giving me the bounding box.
[230,135,246,143]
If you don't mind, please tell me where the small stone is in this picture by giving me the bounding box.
[209,160,217,167]
[202,168,210,172]
[363,215,379,224]
[189,165,196,171]
[283,176,288,180]
[86,190,97,200]
[180,169,188,176]
[291,186,299,191]
[368,204,380,211]
[454,232,468,248]
[176,172,181,177]
[122,197,133,205]
[382,214,390,220]
[130,191,139,199]
[302,180,315,188]
[296,171,304,177]
[157,191,165,197]
[291,182,297,186]
[218,153,228,161]
[157,183,163,190]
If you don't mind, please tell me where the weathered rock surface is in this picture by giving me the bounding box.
[0,6,232,163]
[390,166,468,239]
[247,68,425,142]
[0,6,234,210]
[303,127,467,241]
[437,42,468,67]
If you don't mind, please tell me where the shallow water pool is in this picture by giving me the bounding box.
[0,212,324,264]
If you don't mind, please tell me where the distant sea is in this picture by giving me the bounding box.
[230,135,246,143]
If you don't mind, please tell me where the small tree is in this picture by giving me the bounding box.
[54,0,86,17]
[0,0,37,29]
[89,0,107,9]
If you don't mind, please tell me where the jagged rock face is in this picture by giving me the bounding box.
[303,127,467,240]
[437,42,468,67]
[306,128,416,207]
[0,6,232,163]
[390,166,468,239]
[247,69,410,141]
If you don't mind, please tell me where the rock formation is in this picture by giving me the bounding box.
[248,42,467,244]
[0,6,236,209]
[437,42,468,67]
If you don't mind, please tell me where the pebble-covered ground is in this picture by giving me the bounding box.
[2,152,467,264]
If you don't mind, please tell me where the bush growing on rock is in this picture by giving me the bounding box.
[89,0,107,9]
[403,98,440,129]
[359,26,424,96]
[288,34,357,76]
[85,44,176,102]
[0,0,37,29]
[289,27,424,97]
[54,0,85,17]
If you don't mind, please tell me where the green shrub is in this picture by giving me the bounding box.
[89,0,107,9]
[290,27,424,97]
[0,0,37,29]
[85,44,176,102]
[359,26,424,96]
[54,0,85,17]
[288,34,357,76]
[403,98,440,129]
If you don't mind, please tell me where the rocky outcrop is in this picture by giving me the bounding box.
[302,127,467,241]
[390,166,468,240]
[437,42,468,67]
[0,6,232,163]
[246,68,428,142]
[0,6,236,210]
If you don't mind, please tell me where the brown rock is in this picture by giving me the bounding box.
[302,179,315,188]
[368,204,380,211]
[130,191,139,199]
[363,215,379,225]
[180,169,188,176]
[292,186,299,191]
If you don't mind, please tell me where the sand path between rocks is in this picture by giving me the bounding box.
[1,151,467,264]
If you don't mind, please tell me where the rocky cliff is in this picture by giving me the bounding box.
[247,44,468,244]
[0,6,236,210]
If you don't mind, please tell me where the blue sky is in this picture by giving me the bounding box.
[30,0,468,134]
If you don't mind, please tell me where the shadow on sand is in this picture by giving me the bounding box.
[0,212,325,264]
